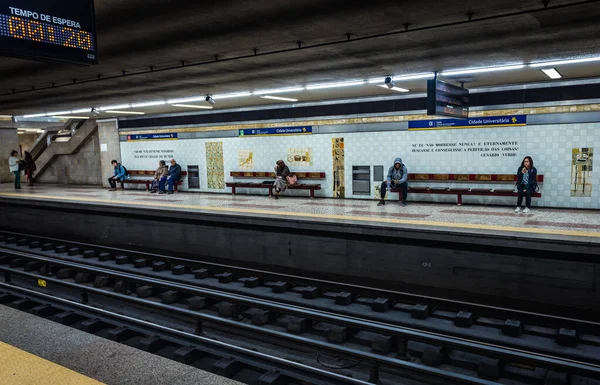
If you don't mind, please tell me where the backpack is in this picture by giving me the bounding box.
[121,165,129,176]
[18,160,26,171]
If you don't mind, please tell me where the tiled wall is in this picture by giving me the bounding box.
[121,122,600,208]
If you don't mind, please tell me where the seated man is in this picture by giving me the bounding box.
[108,160,128,191]
[159,159,181,195]
[150,160,169,193]
[378,157,408,206]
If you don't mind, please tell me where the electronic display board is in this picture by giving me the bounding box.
[0,0,97,65]
[427,79,469,118]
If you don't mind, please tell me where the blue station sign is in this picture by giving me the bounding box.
[239,126,312,137]
[408,115,527,130]
[126,133,178,141]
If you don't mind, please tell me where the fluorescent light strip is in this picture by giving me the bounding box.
[376,85,409,92]
[530,56,600,68]
[441,64,525,76]
[306,80,366,90]
[540,68,562,79]
[52,116,90,119]
[22,113,48,118]
[130,101,166,108]
[100,104,131,110]
[104,110,145,115]
[253,87,305,95]
[171,104,213,109]
[167,96,206,104]
[71,108,92,114]
[260,95,298,102]
[212,92,252,99]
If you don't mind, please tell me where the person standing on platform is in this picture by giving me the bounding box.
[273,160,290,199]
[108,160,128,191]
[8,150,21,190]
[150,160,169,193]
[23,151,36,187]
[515,156,538,214]
[160,159,181,195]
[378,157,408,207]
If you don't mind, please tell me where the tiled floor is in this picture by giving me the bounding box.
[1,184,600,239]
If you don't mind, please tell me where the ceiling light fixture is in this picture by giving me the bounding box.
[22,113,48,118]
[71,108,92,114]
[367,73,435,84]
[104,110,145,115]
[205,96,216,105]
[384,76,395,88]
[48,110,72,116]
[376,85,409,92]
[167,96,207,104]
[530,56,600,68]
[212,92,252,99]
[51,116,91,119]
[306,80,366,90]
[541,68,562,79]
[130,101,166,108]
[100,104,131,111]
[260,95,298,102]
[172,104,213,109]
[441,64,525,76]
[253,87,305,95]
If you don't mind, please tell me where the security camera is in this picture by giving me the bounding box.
[384,76,395,89]
[205,96,215,105]
[11,116,17,123]
[91,107,100,117]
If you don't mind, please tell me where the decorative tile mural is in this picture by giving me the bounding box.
[238,150,254,170]
[571,147,593,197]
[287,148,313,167]
[206,142,225,189]
[332,138,345,198]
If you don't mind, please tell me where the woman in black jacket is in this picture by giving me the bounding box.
[273,160,290,199]
[24,151,36,186]
[515,156,538,213]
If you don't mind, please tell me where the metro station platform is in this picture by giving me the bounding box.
[0,304,242,385]
[0,183,599,244]
[1,183,598,312]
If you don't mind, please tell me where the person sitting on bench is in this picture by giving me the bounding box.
[160,159,181,195]
[150,160,169,193]
[108,160,128,191]
[273,160,290,199]
[378,157,408,207]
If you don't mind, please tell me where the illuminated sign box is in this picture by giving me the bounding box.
[426,79,469,118]
[0,0,98,65]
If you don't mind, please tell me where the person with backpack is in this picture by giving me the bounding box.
[108,160,128,191]
[8,150,21,189]
[23,151,36,186]
[378,157,408,207]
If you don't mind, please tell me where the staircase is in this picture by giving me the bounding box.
[33,119,98,181]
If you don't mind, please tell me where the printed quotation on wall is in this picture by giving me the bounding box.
[571,147,593,197]
[206,142,225,189]
[332,138,345,198]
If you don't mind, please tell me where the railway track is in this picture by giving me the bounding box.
[1,231,599,385]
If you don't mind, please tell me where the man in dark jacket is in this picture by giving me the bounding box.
[378,157,408,206]
[160,159,182,194]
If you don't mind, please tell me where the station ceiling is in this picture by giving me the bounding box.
[1,0,600,117]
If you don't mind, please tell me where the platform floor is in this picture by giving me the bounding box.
[0,304,242,385]
[1,184,599,241]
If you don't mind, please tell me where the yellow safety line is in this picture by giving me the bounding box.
[1,192,599,238]
[0,341,105,385]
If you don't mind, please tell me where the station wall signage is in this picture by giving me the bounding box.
[239,126,313,137]
[0,0,98,65]
[408,115,527,130]
[127,133,178,141]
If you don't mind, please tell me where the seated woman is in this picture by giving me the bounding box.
[515,156,538,213]
[150,160,169,193]
[273,160,290,199]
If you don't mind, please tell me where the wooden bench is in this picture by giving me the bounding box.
[390,173,544,205]
[226,171,325,198]
[120,170,188,192]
